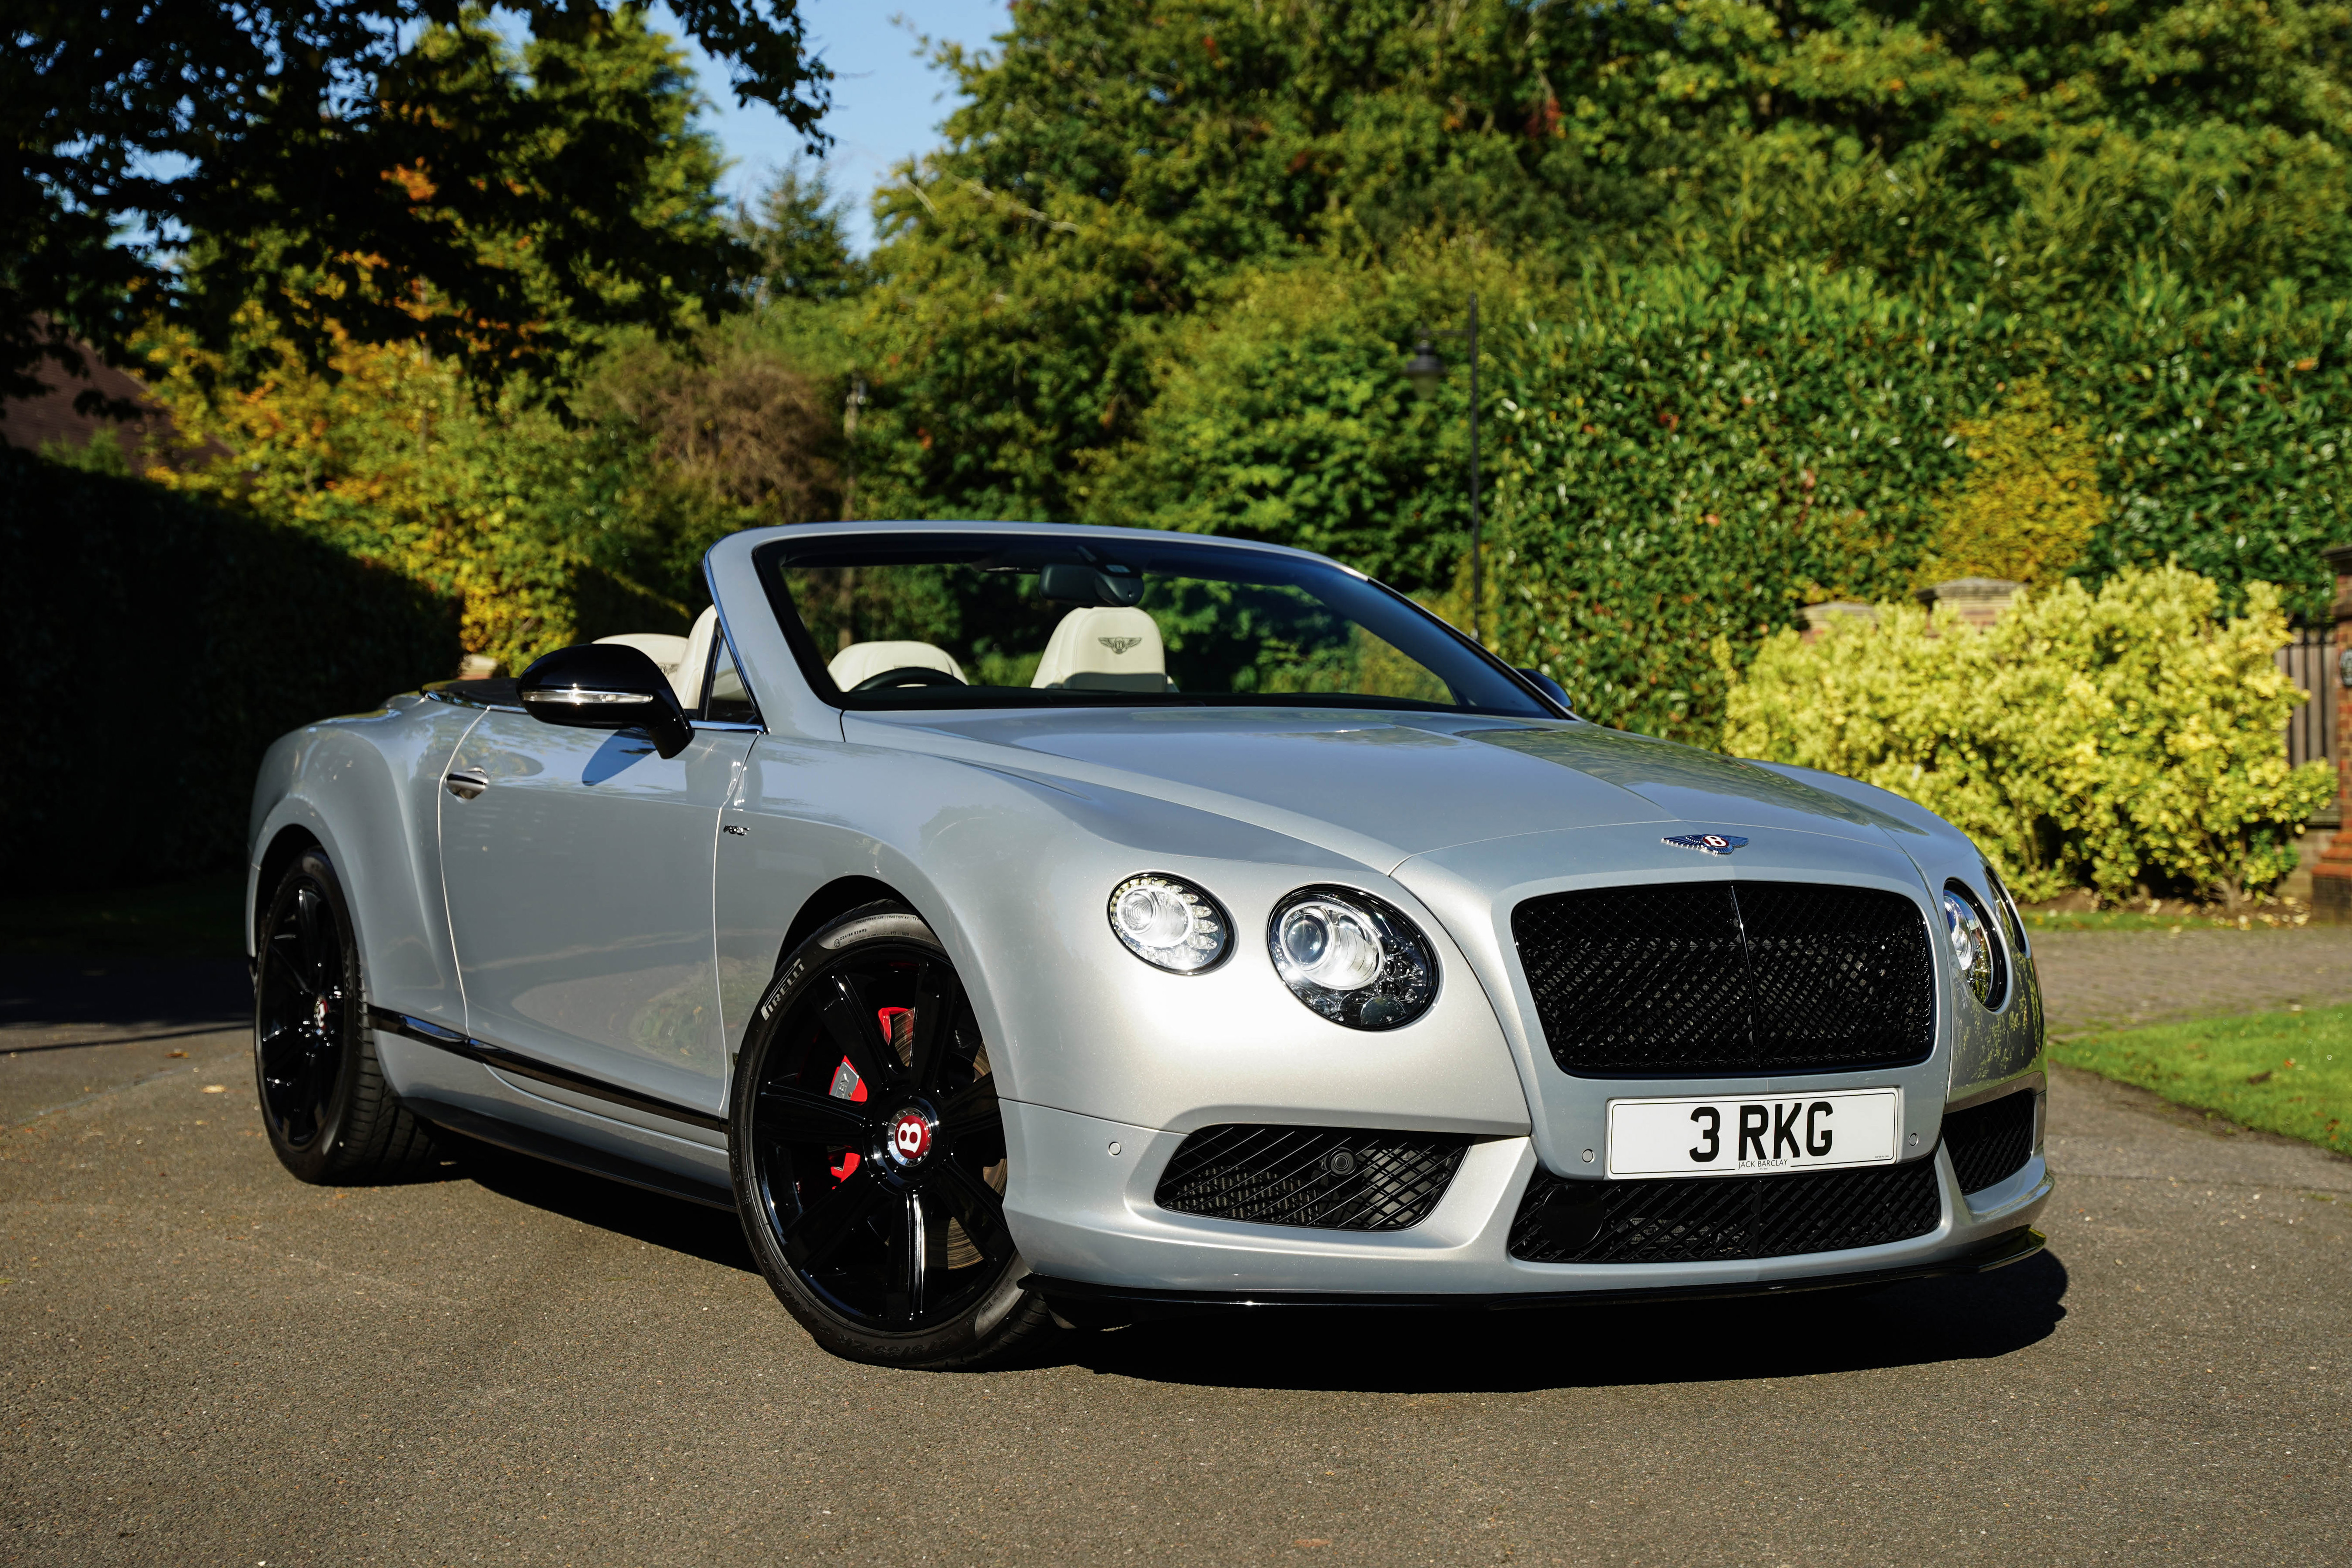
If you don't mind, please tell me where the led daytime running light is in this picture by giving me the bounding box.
[1107,874,1230,974]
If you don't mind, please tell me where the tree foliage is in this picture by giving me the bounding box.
[4,0,828,403]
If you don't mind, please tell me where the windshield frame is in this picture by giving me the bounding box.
[749,526,1570,719]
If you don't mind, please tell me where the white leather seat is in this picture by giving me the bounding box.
[1031,606,1170,693]
[828,639,966,692]
[674,608,719,709]
[595,612,714,709]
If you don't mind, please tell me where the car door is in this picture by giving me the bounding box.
[438,673,757,1117]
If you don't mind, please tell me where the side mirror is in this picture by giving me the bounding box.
[517,644,693,759]
[1518,667,1573,712]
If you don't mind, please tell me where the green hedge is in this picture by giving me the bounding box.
[1,449,460,886]
[1486,266,2352,742]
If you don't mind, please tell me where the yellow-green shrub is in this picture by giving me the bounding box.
[1916,376,2108,587]
[1717,565,2335,905]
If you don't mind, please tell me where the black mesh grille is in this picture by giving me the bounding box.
[1942,1092,2039,1195]
[1155,1125,1470,1232]
[1512,881,1935,1076]
[1508,1159,1943,1264]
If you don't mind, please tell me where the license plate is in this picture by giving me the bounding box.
[1606,1088,1900,1178]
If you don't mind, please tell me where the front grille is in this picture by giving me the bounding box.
[1942,1091,2039,1195]
[1509,1159,1943,1264]
[1155,1125,1470,1232]
[1512,881,1936,1076]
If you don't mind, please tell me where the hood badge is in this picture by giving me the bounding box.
[1664,832,1748,856]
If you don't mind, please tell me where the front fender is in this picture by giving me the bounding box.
[716,735,1534,1139]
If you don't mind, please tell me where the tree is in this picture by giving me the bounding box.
[853,0,2352,522]
[735,160,865,303]
[4,0,831,407]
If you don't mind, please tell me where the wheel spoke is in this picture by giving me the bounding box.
[815,973,899,1096]
[905,961,957,1093]
[267,932,317,997]
[757,1082,877,1146]
[936,1074,1001,1145]
[779,1166,890,1271]
[925,1155,1015,1267]
[256,1019,306,1074]
[294,888,329,975]
[883,1191,926,1323]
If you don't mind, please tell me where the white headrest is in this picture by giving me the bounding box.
[1031,606,1168,692]
[828,640,966,692]
[674,607,719,708]
[594,632,689,673]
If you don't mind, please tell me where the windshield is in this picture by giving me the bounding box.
[752,531,1554,717]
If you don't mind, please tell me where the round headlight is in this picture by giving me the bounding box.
[1981,860,2029,958]
[1267,886,1438,1030]
[1108,873,1230,973]
[1941,884,2006,1009]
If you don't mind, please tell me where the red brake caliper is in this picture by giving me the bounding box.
[828,1006,912,1181]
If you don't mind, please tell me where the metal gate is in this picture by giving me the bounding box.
[2279,628,2339,825]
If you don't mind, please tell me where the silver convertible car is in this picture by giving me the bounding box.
[247,522,2052,1368]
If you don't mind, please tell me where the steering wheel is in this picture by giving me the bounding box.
[851,666,965,692]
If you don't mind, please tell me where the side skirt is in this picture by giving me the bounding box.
[413,1098,737,1212]
[369,1007,735,1211]
[368,1007,728,1132]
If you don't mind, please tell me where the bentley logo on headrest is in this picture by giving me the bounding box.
[1663,832,1748,856]
[1097,636,1144,655]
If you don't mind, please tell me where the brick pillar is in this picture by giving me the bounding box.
[2310,544,2352,921]
[1915,577,2024,629]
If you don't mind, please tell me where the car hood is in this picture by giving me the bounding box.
[845,708,1926,872]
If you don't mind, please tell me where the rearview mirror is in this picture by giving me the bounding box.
[517,644,693,759]
[1038,562,1145,607]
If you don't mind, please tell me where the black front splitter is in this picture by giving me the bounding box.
[1022,1225,2045,1328]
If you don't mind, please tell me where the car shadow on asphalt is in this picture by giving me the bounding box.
[1057,1252,2071,1392]
[448,1136,759,1275]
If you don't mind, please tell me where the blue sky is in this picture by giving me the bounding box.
[652,1,1011,254]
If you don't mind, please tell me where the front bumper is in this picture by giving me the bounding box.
[999,1099,2053,1306]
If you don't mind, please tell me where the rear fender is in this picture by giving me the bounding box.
[247,697,483,1035]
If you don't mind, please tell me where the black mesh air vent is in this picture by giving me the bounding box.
[1942,1091,2039,1195]
[1509,1159,1943,1264]
[1512,881,1935,1076]
[1155,1125,1471,1232]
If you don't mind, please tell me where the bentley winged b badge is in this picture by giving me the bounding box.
[1663,832,1749,856]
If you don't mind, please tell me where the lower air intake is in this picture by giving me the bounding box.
[1510,1159,1943,1264]
[1942,1091,2039,1195]
[1156,1125,1471,1232]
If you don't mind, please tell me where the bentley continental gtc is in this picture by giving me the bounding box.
[246,522,2052,1367]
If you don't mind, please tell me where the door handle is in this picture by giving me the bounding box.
[445,768,489,800]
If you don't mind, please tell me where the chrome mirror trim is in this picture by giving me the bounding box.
[526,687,646,706]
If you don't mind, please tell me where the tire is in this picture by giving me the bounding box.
[253,846,440,1184]
[730,901,1058,1369]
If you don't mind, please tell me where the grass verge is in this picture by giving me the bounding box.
[2051,1005,2352,1156]
[0,873,246,959]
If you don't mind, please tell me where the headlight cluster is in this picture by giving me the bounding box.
[1940,882,2009,1010]
[1268,886,1438,1030]
[1105,874,1440,1030]
[1981,860,2030,958]
[1107,874,1230,973]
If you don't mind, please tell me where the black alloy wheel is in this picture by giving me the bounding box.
[256,859,351,1151]
[732,902,1055,1368]
[253,846,440,1183]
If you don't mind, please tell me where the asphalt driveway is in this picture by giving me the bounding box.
[3,951,2347,1566]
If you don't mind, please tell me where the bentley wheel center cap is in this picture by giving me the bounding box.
[885,1108,935,1167]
